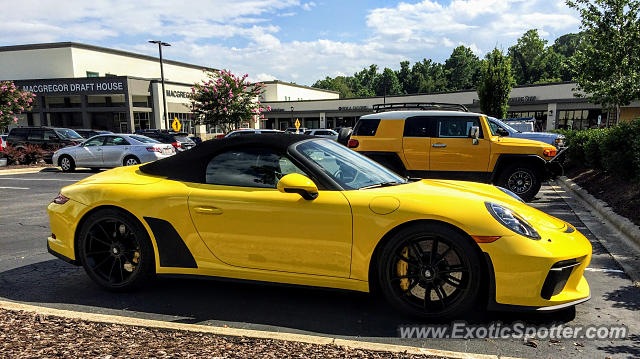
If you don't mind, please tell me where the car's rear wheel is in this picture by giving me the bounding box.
[77,208,154,291]
[377,223,482,320]
[497,163,541,202]
[59,155,75,172]
[123,156,140,166]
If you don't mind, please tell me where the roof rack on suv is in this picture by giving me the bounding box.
[372,102,468,113]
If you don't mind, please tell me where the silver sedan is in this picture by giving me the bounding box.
[52,134,175,172]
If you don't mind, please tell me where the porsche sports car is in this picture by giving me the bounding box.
[47,134,591,319]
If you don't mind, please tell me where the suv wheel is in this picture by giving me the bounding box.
[59,155,75,172]
[497,163,541,202]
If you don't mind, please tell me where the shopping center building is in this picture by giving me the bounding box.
[262,82,640,132]
[0,42,338,136]
[2,42,639,135]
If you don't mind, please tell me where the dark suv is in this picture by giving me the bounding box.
[7,127,84,163]
[134,129,195,151]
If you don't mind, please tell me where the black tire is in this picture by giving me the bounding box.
[59,155,75,172]
[123,156,140,167]
[77,208,155,291]
[376,223,482,320]
[496,163,542,202]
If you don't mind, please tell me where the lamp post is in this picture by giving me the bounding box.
[290,106,294,128]
[149,40,171,130]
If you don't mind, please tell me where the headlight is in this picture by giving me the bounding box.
[485,202,540,239]
[497,186,524,203]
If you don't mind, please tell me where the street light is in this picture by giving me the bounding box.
[149,40,171,130]
[290,106,294,128]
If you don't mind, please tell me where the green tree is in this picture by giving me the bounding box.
[477,48,515,118]
[0,81,35,132]
[396,60,412,94]
[509,29,563,84]
[444,46,481,90]
[351,65,379,97]
[312,76,354,98]
[374,67,402,96]
[566,0,640,124]
[552,32,584,81]
[189,69,267,133]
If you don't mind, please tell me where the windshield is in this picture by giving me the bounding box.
[175,136,194,143]
[129,135,160,144]
[489,118,520,134]
[55,129,83,139]
[294,139,406,190]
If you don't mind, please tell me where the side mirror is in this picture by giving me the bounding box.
[496,127,509,136]
[470,126,480,145]
[277,173,318,200]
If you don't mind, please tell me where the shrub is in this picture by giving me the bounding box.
[563,119,640,180]
[1,144,44,165]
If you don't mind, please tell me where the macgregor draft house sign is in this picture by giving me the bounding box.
[17,77,127,95]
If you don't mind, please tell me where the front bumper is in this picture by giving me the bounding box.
[479,225,592,310]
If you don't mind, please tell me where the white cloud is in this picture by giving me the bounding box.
[0,0,581,85]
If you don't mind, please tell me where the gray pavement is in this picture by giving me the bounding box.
[0,170,639,358]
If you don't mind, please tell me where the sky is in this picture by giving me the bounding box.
[0,0,582,85]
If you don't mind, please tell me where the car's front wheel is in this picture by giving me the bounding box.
[377,223,482,320]
[497,163,542,202]
[77,208,154,291]
[59,155,75,172]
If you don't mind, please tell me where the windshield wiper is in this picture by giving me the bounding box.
[359,181,404,190]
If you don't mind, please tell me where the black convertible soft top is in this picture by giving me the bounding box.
[139,133,314,183]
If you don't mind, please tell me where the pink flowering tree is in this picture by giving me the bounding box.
[0,81,35,132]
[189,69,271,133]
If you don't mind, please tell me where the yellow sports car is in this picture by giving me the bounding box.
[47,134,591,319]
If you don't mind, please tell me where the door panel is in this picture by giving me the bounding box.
[401,116,432,171]
[101,136,130,166]
[75,136,105,166]
[429,117,490,173]
[188,186,353,278]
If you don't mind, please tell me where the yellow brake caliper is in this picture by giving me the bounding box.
[397,247,409,291]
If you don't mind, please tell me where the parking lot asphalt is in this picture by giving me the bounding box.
[1,169,639,359]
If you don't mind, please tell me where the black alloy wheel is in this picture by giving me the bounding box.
[78,209,154,291]
[497,163,541,202]
[377,223,482,320]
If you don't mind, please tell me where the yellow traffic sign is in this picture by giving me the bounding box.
[295,118,301,133]
[171,117,182,132]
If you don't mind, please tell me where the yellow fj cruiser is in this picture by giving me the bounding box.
[347,103,562,201]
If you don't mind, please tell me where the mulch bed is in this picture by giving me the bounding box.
[0,309,440,359]
[565,166,640,227]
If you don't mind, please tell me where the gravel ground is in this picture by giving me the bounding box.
[0,309,443,359]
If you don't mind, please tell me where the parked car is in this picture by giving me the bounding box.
[52,134,175,172]
[225,129,283,137]
[47,134,591,320]
[488,117,565,148]
[0,134,7,151]
[134,129,196,151]
[348,103,562,201]
[284,127,308,134]
[7,127,84,163]
[74,129,113,139]
[189,136,203,145]
[303,129,339,140]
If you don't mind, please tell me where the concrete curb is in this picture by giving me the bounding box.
[0,167,57,175]
[0,300,521,359]
[556,176,640,247]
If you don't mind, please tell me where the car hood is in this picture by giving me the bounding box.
[360,179,568,231]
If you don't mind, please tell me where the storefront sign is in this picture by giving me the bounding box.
[472,96,538,105]
[16,77,127,95]
[338,106,369,111]
[166,90,191,98]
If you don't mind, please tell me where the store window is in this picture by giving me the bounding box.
[46,96,81,108]
[133,112,151,131]
[87,94,126,107]
[556,110,601,130]
[132,95,151,108]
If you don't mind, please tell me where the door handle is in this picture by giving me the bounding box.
[194,206,223,215]
[432,143,447,148]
